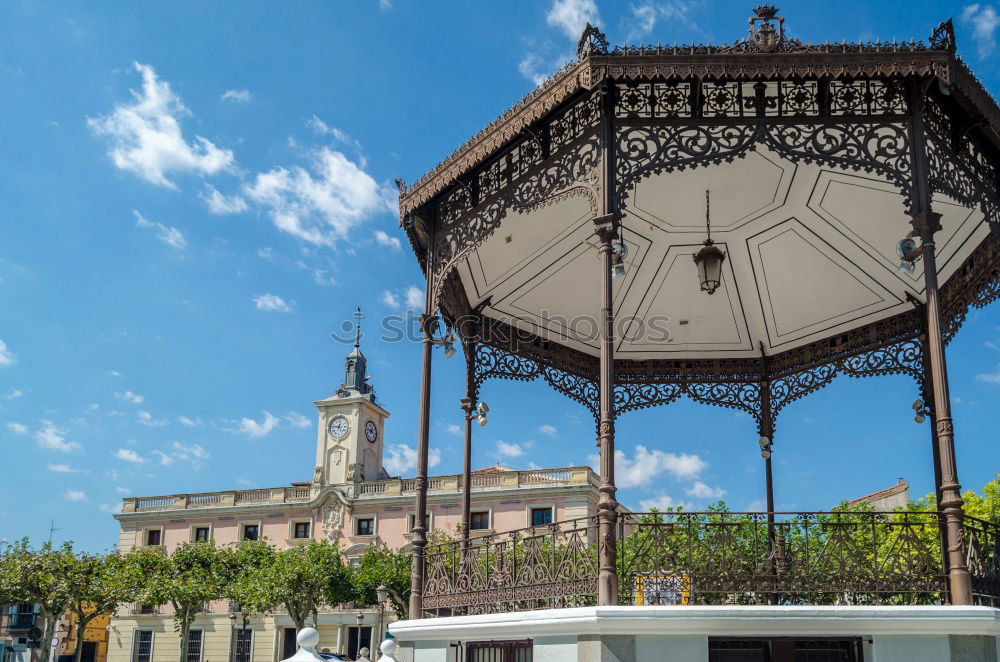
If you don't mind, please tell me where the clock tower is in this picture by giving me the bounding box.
[313,309,389,486]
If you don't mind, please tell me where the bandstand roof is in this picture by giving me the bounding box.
[397,7,1000,419]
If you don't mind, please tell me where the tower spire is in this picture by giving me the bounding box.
[353,306,364,349]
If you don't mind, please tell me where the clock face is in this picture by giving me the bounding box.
[364,420,378,443]
[328,415,349,439]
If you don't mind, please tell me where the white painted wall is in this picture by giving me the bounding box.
[871,635,950,662]
[635,635,707,661]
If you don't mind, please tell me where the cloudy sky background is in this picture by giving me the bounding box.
[3,0,1000,550]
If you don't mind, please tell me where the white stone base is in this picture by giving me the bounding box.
[389,606,1000,662]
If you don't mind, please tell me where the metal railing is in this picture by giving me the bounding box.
[421,511,1000,616]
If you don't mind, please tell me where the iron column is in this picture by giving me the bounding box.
[460,339,475,551]
[595,214,619,606]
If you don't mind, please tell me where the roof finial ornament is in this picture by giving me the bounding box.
[748,4,785,53]
[353,306,364,349]
[577,23,609,60]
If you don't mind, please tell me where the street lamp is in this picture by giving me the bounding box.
[693,190,726,295]
[375,584,389,657]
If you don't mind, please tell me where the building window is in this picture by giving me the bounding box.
[356,518,375,536]
[530,508,553,526]
[231,629,253,662]
[470,511,490,531]
[186,630,202,662]
[137,604,156,615]
[193,527,210,543]
[242,524,259,541]
[406,513,431,532]
[7,604,37,630]
[293,522,310,539]
[707,638,862,662]
[131,630,153,662]
[467,640,532,662]
[145,529,161,546]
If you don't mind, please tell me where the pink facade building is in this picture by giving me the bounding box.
[109,337,600,662]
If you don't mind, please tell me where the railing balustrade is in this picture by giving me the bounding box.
[233,489,271,504]
[284,486,311,500]
[421,511,1000,617]
[187,494,222,507]
[135,497,174,510]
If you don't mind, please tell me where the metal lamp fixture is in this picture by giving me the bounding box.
[476,401,489,426]
[759,435,772,459]
[896,236,921,274]
[426,313,458,358]
[376,583,389,604]
[912,398,931,424]
[693,190,726,295]
[611,240,628,278]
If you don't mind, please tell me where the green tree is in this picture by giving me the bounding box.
[141,542,227,662]
[219,539,277,621]
[65,550,146,662]
[0,539,77,662]
[351,545,412,619]
[250,540,352,630]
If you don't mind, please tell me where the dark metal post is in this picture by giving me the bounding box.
[460,340,476,551]
[920,312,950,579]
[595,215,619,606]
[912,211,973,605]
[908,80,972,605]
[758,352,777,604]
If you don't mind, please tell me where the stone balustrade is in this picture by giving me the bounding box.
[122,468,594,513]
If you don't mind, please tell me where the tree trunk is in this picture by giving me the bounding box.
[386,587,407,621]
[177,606,191,662]
[73,613,93,662]
[42,610,58,662]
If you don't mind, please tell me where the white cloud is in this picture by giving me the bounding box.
[305,115,364,154]
[220,89,252,103]
[257,247,275,261]
[0,339,17,367]
[47,463,78,473]
[5,389,23,399]
[747,498,768,512]
[639,493,690,511]
[254,293,293,312]
[243,144,392,246]
[538,424,558,437]
[151,450,174,466]
[108,370,123,377]
[100,503,122,514]
[378,0,392,9]
[588,445,708,488]
[169,441,210,466]
[116,390,144,404]
[137,410,167,427]
[405,286,424,310]
[64,490,87,502]
[88,62,235,189]
[381,290,400,308]
[237,410,279,437]
[685,481,726,500]
[383,443,442,476]
[976,363,1000,384]
[177,415,201,426]
[201,185,248,215]
[312,269,336,287]
[962,4,1000,58]
[623,1,696,43]
[285,412,311,429]
[518,53,558,87]
[546,0,600,40]
[444,423,461,436]
[115,486,131,494]
[114,448,147,464]
[36,420,82,453]
[496,440,525,458]
[132,210,187,250]
[374,230,401,251]
[6,422,27,435]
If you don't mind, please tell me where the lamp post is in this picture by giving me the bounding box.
[375,584,388,658]
[355,612,364,660]
[228,613,237,662]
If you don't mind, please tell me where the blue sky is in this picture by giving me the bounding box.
[2,0,1000,552]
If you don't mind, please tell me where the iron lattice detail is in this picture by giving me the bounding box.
[614,120,912,212]
[420,511,1000,616]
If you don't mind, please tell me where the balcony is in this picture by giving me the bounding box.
[120,484,316,513]
[356,467,594,498]
[420,511,1000,616]
[6,613,36,631]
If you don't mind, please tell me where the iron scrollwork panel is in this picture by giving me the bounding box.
[614,120,912,212]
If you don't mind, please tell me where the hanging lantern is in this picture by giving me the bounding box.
[693,190,726,295]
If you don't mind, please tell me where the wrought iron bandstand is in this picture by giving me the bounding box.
[396,7,1000,618]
